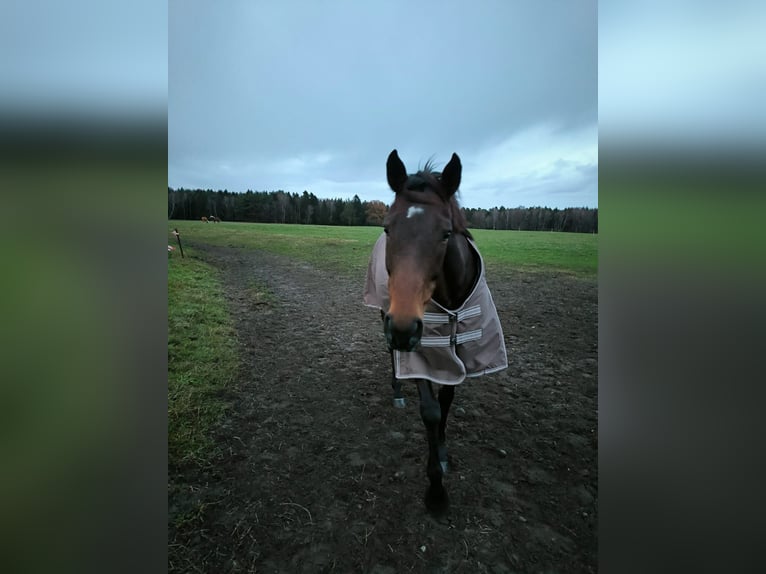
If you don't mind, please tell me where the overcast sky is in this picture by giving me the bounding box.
[169,1,597,209]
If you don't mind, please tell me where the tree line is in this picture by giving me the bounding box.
[168,187,597,233]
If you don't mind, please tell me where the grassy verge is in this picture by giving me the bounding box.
[168,222,598,277]
[168,250,239,471]
[170,222,381,277]
[470,229,597,276]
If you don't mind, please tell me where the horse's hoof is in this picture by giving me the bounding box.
[424,487,449,514]
[438,445,448,473]
[392,397,406,408]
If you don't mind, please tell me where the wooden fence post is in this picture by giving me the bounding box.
[172,229,185,258]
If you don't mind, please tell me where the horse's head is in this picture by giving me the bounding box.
[382,149,463,351]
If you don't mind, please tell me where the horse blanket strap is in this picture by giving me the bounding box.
[363,233,509,385]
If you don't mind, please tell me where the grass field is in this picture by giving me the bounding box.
[168,250,239,472]
[167,222,598,277]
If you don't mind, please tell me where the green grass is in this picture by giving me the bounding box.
[168,250,239,470]
[168,221,597,277]
[470,229,597,276]
[169,222,383,276]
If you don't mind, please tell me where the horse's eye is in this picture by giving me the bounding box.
[442,230,452,241]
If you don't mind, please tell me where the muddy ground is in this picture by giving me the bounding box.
[169,241,597,573]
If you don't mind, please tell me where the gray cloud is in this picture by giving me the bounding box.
[169,0,597,209]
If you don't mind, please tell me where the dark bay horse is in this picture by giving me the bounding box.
[378,149,479,512]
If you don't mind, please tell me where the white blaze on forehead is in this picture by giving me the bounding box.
[406,206,425,219]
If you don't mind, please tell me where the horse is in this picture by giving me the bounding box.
[364,149,508,513]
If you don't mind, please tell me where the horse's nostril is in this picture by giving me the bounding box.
[384,315,423,351]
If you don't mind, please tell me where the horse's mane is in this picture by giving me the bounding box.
[400,163,472,238]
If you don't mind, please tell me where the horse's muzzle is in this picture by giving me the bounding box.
[384,314,423,352]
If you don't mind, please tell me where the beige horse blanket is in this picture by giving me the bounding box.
[363,233,508,385]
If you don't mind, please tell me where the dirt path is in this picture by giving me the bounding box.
[169,242,597,573]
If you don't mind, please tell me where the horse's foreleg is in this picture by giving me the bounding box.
[437,385,455,473]
[417,380,449,512]
[390,350,405,408]
[382,310,405,408]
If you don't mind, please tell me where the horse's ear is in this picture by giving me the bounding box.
[386,149,407,192]
[440,153,462,197]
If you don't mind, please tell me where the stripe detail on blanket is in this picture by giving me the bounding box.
[423,304,482,325]
[419,328,484,348]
